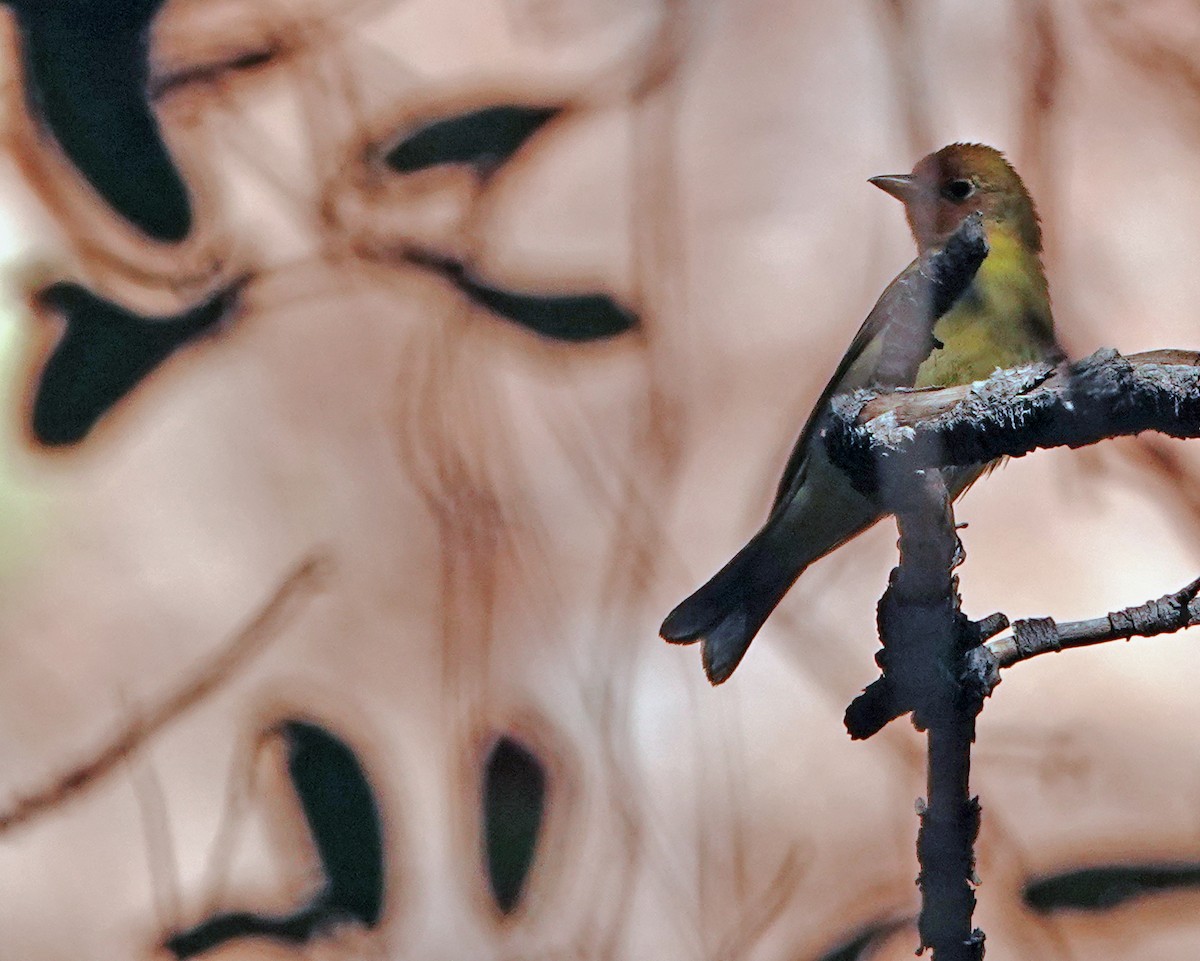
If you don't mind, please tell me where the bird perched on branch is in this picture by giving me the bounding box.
[661,143,1063,684]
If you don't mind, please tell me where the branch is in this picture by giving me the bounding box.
[851,573,1200,737]
[826,348,1200,495]
[985,575,1200,667]
[847,613,1006,741]
[827,291,1200,958]
[0,554,328,834]
[850,470,985,960]
[872,213,990,388]
[836,345,1200,734]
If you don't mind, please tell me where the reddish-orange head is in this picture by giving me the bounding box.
[870,143,1041,254]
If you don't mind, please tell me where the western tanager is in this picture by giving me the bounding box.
[661,143,1063,684]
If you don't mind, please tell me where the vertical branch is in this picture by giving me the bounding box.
[920,705,983,959]
[879,471,985,960]
[830,346,1200,959]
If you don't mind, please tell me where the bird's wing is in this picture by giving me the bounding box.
[768,259,916,514]
[768,213,990,515]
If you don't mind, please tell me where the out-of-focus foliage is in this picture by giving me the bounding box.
[2,1,1200,959]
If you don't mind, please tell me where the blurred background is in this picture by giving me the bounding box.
[1,0,1200,958]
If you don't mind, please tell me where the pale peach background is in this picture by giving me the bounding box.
[1,0,1200,958]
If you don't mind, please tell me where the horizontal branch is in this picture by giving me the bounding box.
[986,575,1200,667]
[826,348,1200,494]
[848,575,1200,738]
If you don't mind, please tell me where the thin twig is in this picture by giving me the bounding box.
[848,574,1200,735]
[0,554,328,834]
[986,575,1200,667]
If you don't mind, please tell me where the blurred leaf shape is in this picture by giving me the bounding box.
[166,906,325,958]
[32,281,237,446]
[166,721,385,958]
[483,735,547,914]
[1025,863,1200,913]
[7,0,192,241]
[283,720,385,926]
[456,271,639,342]
[386,105,561,178]
[405,251,639,343]
[383,103,637,342]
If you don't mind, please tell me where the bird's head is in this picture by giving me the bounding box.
[869,143,1041,254]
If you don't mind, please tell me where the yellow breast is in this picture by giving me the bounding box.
[915,227,1053,389]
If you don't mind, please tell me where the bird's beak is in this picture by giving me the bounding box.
[869,174,924,204]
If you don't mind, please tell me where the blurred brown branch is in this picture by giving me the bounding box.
[0,554,327,834]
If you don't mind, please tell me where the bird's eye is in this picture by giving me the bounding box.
[943,179,975,202]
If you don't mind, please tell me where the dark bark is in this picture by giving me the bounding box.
[835,339,1200,959]
[829,289,1200,957]
[826,347,1200,497]
[850,471,985,960]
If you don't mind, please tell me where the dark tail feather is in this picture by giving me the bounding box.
[660,527,804,685]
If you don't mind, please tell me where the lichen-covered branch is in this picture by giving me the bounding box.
[845,526,1200,961]
[826,348,1200,495]
[848,571,1200,739]
[832,319,1200,958]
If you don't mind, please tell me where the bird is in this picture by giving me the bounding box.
[660,143,1063,685]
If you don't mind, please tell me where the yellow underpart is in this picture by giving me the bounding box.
[916,226,1053,389]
